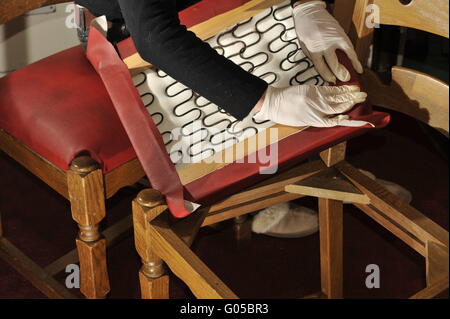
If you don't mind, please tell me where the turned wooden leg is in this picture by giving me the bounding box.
[319,198,343,299]
[67,156,110,299]
[133,189,169,299]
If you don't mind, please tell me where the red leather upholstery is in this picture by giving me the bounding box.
[0,46,136,173]
[87,27,191,218]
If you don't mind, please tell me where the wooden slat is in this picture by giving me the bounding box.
[337,161,449,248]
[362,67,449,137]
[354,203,426,256]
[150,215,238,299]
[319,199,343,299]
[0,238,76,299]
[286,184,369,204]
[373,0,449,39]
[201,160,326,226]
[285,167,370,204]
[206,160,325,213]
[204,192,303,227]
[124,0,287,72]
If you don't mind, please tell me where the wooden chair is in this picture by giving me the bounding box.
[335,0,449,137]
[0,0,146,299]
[126,0,448,299]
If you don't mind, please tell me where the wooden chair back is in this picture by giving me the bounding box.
[335,0,449,137]
[0,0,69,24]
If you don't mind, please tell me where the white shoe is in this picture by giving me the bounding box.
[376,178,413,204]
[357,169,413,204]
[252,202,318,238]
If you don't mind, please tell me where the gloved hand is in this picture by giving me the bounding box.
[293,0,363,83]
[253,85,373,128]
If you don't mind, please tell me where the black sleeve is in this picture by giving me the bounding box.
[117,0,268,120]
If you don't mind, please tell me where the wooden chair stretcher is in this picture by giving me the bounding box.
[134,147,448,299]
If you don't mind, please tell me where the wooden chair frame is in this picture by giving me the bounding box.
[0,130,145,298]
[134,142,448,299]
[0,0,146,299]
[130,0,449,299]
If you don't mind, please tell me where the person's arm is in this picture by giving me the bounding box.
[117,0,268,121]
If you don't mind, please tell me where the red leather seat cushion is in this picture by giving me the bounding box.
[0,46,136,172]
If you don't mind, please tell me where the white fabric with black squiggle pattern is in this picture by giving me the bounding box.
[132,1,325,168]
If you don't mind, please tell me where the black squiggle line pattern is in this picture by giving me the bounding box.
[133,1,325,165]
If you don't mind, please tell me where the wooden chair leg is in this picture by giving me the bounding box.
[319,198,344,299]
[132,189,169,299]
[67,156,110,299]
[317,143,346,298]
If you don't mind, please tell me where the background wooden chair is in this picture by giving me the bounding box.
[124,0,448,299]
[334,0,448,137]
[0,0,146,299]
[332,0,449,298]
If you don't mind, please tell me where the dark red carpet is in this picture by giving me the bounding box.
[0,111,448,299]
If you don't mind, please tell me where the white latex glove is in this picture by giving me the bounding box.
[253,85,373,128]
[293,0,363,83]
